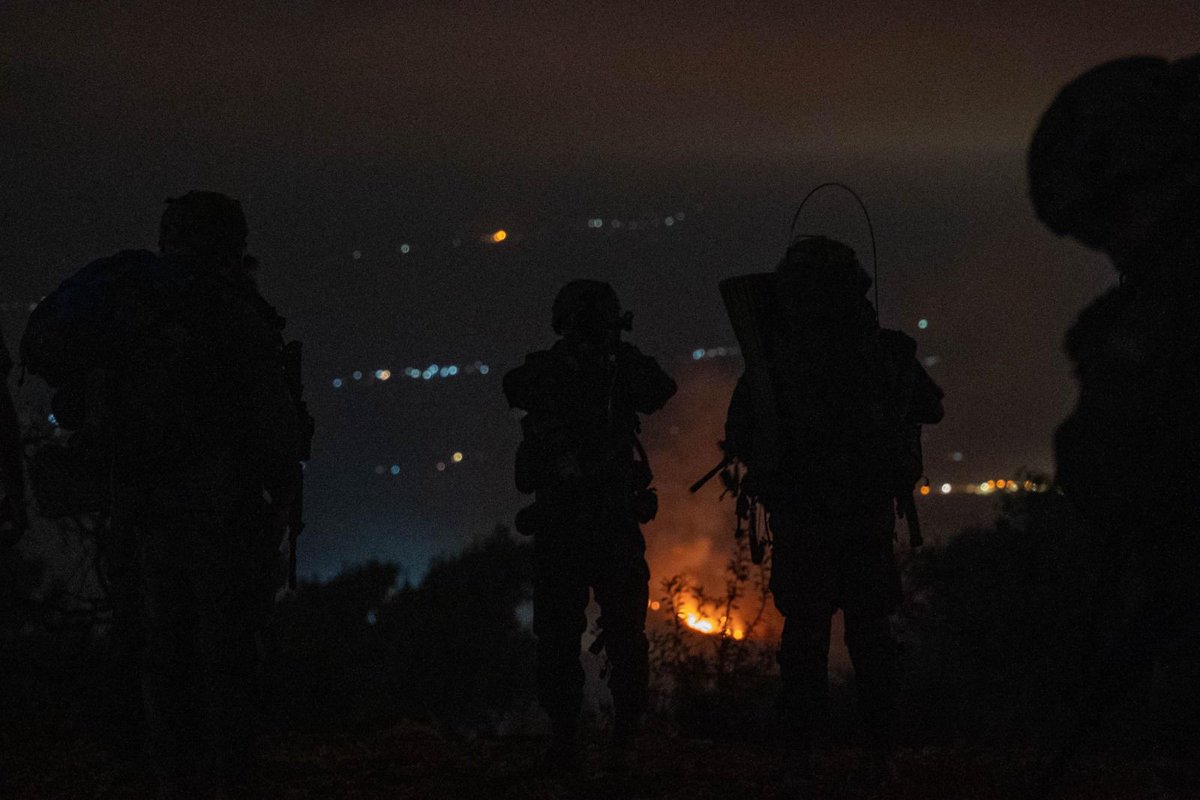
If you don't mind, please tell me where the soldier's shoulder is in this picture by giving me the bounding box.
[878,328,917,358]
[1065,286,1137,366]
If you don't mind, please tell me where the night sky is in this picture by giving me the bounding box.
[3,2,1199,584]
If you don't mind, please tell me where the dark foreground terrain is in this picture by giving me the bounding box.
[5,716,1195,800]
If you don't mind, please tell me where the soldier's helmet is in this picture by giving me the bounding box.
[775,235,871,301]
[1028,55,1200,249]
[159,191,248,259]
[552,279,630,336]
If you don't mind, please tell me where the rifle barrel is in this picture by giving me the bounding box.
[689,456,733,494]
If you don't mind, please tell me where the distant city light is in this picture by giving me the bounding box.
[693,348,705,360]
[941,483,952,494]
[374,466,386,475]
[332,378,344,388]
[47,413,58,427]
[490,229,507,243]
[919,485,931,496]
[664,216,675,226]
[451,451,464,463]
[675,211,686,220]
[405,368,420,379]
[611,219,622,228]
[446,365,459,376]
[352,371,363,381]
[951,451,964,462]
[479,365,490,375]
[352,250,362,260]
[366,611,378,625]
[923,355,940,367]
[436,461,446,472]
[400,243,411,254]
[588,218,604,228]
[918,318,929,330]
[390,465,400,476]
[375,369,392,381]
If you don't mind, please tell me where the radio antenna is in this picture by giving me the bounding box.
[789,182,879,315]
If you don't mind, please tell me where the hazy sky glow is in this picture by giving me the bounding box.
[3,2,1199,581]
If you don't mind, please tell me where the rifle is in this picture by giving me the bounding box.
[689,455,733,495]
[282,340,315,590]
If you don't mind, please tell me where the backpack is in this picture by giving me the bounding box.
[19,250,191,515]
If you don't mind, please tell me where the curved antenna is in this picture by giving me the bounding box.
[789,182,879,315]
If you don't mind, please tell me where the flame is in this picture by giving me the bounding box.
[638,361,785,644]
[672,602,749,639]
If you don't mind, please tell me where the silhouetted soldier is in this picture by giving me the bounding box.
[504,280,676,772]
[722,237,942,779]
[0,329,26,545]
[1029,55,1200,796]
[22,192,300,797]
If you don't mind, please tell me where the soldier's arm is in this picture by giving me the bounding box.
[225,295,300,500]
[617,343,676,413]
[503,352,564,413]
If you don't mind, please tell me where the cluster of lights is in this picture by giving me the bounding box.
[374,451,466,478]
[586,211,687,231]
[691,346,741,361]
[343,206,696,264]
[917,478,1050,497]
[328,346,745,392]
[332,362,490,389]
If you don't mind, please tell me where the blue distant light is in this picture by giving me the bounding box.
[390,465,400,476]
[47,413,58,427]
[447,365,459,376]
[479,364,490,375]
[692,348,705,361]
[353,371,363,381]
[405,367,420,379]
[400,243,411,254]
[918,318,929,330]
[332,378,344,388]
